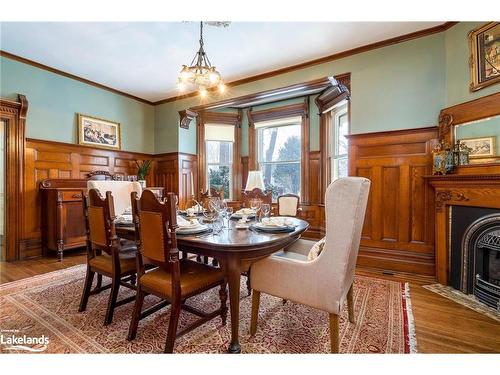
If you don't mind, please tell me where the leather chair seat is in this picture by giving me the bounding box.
[139,259,224,298]
[89,247,137,274]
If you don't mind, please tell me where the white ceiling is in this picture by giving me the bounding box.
[0,22,443,102]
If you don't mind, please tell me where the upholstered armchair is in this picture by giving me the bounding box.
[249,177,371,353]
[87,180,142,216]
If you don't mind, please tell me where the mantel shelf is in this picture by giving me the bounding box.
[423,174,500,182]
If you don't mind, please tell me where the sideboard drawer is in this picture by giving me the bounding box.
[60,191,84,202]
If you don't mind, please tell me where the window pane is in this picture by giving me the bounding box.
[261,162,300,200]
[208,165,231,200]
[334,157,348,181]
[337,113,348,155]
[258,124,301,162]
[206,141,233,164]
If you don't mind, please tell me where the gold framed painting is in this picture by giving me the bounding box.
[77,114,121,150]
[459,136,496,159]
[469,22,500,92]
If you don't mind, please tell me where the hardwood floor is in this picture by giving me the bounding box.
[1,255,499,353]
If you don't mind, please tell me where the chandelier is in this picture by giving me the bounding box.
[178,21,225,97]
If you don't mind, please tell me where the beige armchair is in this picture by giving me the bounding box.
[249,177,371,353]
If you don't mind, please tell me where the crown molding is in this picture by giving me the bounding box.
[154,22,458,105]
[1,22,458,107]
[0,50,155,106]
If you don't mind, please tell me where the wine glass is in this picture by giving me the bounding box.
[261,203,270,221]
[250,198,262,222]
[219,200,228,228]
[225,207,234,230]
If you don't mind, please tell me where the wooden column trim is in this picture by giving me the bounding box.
[1,94,28,261]
[248,108,256,170]
[318,73,351,202]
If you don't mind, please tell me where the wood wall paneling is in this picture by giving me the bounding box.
[22,138,155,259]
[347,126,438,276]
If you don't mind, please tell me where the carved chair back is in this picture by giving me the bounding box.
[199,187,224,207]
[277,194,300,216]
[131,190,180,292]
[241,188,272,208]
[87,171,118,181]
[83,189,119,262]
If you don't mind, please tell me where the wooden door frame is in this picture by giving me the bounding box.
[0,94,27,261]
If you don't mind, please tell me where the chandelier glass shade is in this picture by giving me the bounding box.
[178,22,225,96]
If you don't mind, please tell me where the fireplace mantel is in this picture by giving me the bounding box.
[424,174,500,284]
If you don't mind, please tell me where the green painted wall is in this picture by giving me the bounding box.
[156,32,447,154]
[0,56,155,153]
[445,22,500,107]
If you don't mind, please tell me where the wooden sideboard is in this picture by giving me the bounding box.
[40,179,88,261]
[425,174,500,284]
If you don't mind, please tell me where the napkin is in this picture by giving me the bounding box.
[115,214,133,224]
[235,208,255,215]
[261,217,293,227]
[177,216,201,229]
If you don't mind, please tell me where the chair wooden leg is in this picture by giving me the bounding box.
[212,258,219,267]
[329,313,339,353]
[347,284,355,324]
[219,282,228,326]
[196,255,202,263]
[250,290,261,336]
[104,275,120,326]
[164,300,181,353]
[203,256,208,264]
[127,286,145,341]
[78,267,95,312]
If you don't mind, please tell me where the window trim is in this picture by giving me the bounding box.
[248,99,310,203]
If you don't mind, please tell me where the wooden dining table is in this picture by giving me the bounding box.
[116,217,309,353]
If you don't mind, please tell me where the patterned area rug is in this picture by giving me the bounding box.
[423,283,500,323]
[0,265,416,353]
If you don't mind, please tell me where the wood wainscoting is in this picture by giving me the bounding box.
[22,139,155,259]
[347,126,439,276]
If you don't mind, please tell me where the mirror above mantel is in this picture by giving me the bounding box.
[438,92,500,167]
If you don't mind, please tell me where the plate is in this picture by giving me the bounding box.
[250,223,294,233]
[176,224,210,235]
[231,212,256,219]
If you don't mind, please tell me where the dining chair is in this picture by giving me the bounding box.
[241,188,272,209]
[127,190,228,353]
[276,193,302,217]
[249,177,371,353]
[78,189,138,326]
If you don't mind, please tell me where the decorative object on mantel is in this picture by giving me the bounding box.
[135,160,152,189]
[432,141,454,175]
[468,22,500,92]
[177,21,228,97]
[77,113,121,150]
[452,140,471,166]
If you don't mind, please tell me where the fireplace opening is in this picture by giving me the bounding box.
[450,206,500,311]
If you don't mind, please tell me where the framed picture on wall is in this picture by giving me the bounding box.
[77,114,121,150]
[469,22,500,91]
[459,136,496,159]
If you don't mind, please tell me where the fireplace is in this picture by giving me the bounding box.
[451,206,500,310]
